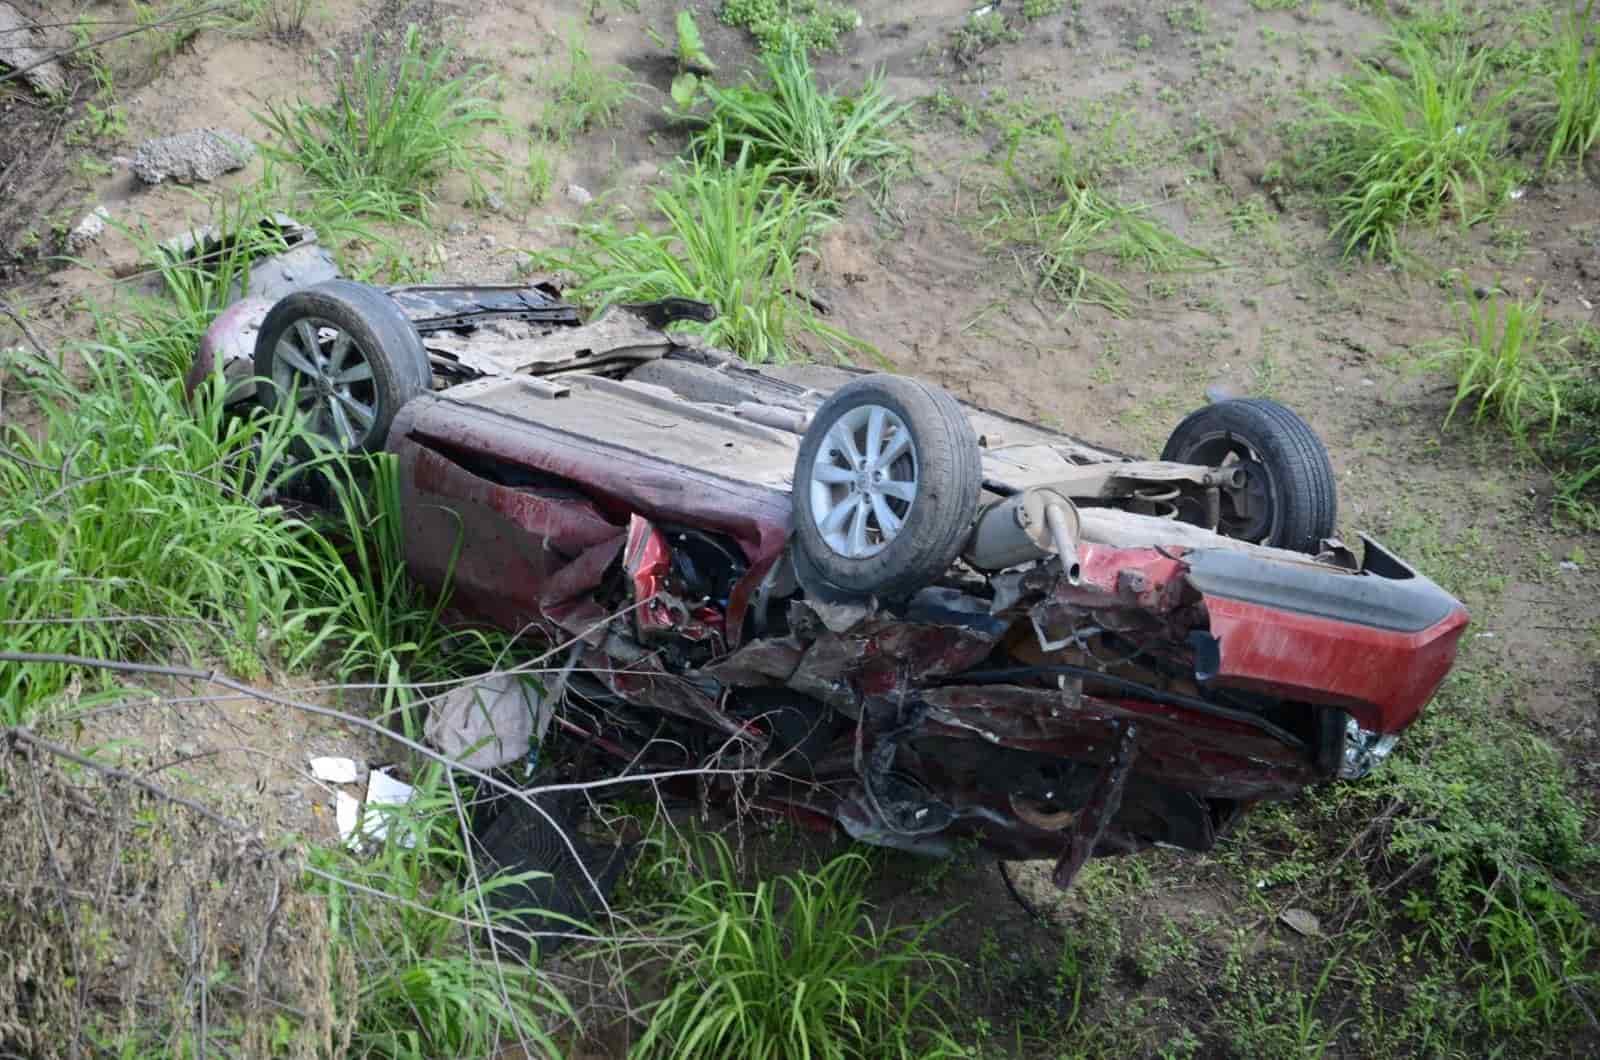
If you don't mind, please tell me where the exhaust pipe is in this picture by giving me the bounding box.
[964,488,1082,584]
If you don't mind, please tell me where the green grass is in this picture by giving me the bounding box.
[309,767,576,1058]
[537,29,639,143]
[626,835,962,1059]
[531,144,865,363]
[260,26,505,217]
[1304,31,1515,261]
[986,126,1216,316]
[719,0,861,54]
[1531,0,1600,169]
[1435,290,1567,446]
[696,37,907,202]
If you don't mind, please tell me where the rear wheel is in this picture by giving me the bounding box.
[253,280,431,453]
[792,374,982,599]
[1161,398,1337,553]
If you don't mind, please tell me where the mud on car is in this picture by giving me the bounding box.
[194,249,1468,893]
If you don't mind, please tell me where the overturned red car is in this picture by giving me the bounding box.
[196,254,1468,890]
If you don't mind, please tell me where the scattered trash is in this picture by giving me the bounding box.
[1279,907,1323,937]
[309,755,360,784]
[131,128,255,185]
[65,206,109,253]
[1560,560,1580,572]
[354,768,417,850]
[425,673,551,770]
[334,789,362,845]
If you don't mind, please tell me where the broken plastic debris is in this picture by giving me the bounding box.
[309,756,360,784]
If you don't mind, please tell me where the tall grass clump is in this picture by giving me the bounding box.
[537,30,639,143]
[695,35,907,201]
[0,346,318,724]
[1434,290,1567,445]
[627,835,961,1059]
[310,767,576,1058]
[1531,1,1600,169]
[533,144,864,363]
[260,26,505,216]
[1305,32,1515,261]
[987,127,1215,316]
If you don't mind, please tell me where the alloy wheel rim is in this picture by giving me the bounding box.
[807,403,918,558]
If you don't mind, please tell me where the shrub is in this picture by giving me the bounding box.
[1304,32,1515,260]
[627,835,962,1059]
[532,145,865,363]
[1436,290,1567,445]
[260,26,505,216]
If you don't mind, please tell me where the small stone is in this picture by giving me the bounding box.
[446,221,468,236]
[1560,560,1580,572]
[1360,378,1375,386]
[565,182,594,206]
[1279,908,1322,937]
[479,234,497,249]
[65,205,109,252]
[485,193,507,213]
[131,128,254,185]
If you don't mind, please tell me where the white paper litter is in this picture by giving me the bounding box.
[309,756,360,784]
[353,768,417,850]
[334,790,362,845]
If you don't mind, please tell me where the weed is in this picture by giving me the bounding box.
[1304,32,1515,260]
[1530,0,1600,169]
[0,345,316,723]
[537,29,639,143]
[1474,879,1600,1034]
[531,144,865,363]
[676,9,716,73]
[627,834,962,1059]
[261,27,505,217]
[1433,289,1566,445]
[719,0,862,54]
[696,38,907,201]
[1024,0,1066,17]
[524,144,554,205]
[310,766,576,1057]
[987,124,1216,316]
[954,9,1019,64]
[254,0,312,40]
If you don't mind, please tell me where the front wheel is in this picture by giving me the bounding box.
[791,374,982,599]
[253,280,432,453]
[1161,398,1337,553]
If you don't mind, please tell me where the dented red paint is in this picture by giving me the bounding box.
[1202,595,1469,733]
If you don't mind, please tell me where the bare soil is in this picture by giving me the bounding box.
[3,0,1598,1056]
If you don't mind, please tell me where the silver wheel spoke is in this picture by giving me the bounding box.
[827,422,864,470]
[327,331,353,373]
[864,407,886,466]
[847,496,869,555]
[334,390,375,428]
[294,321,323,367]
[869,493,902,536]
[877,478,917,503]
[334,360,373,384]
[876,430,911,468]
[328,399,357,448]
[812,462,855,485]
[819,494,856,535]
[276,337,319,379]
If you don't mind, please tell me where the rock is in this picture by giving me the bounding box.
[565,182,594,206]
[0,2,67,98]
[485,193,507,213]
[65,206,109,252]
[131,129,255,185]
[479,234,497,249]
[1278,907,1322,937]
[446,221,468,236]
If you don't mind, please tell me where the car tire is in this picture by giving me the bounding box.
[253,280,431,453]
[792,374,982,599]
[1160,398,1337,553]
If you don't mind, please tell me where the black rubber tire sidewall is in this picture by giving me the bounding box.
[792,374,982,598]
[253,279,431,453]
[1160,397,1337,554]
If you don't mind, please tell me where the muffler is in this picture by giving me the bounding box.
[963,488,1082,584]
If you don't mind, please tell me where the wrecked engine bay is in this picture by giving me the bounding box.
[193,244,1471,891]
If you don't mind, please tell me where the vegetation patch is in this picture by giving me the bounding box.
[625,835,961,1059]
[1529,0,1600,169]
[531,145,863,363]
[719,0,862,54]
[536,29,639,144]
[695,40,907,202]
[260,26,505,218]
